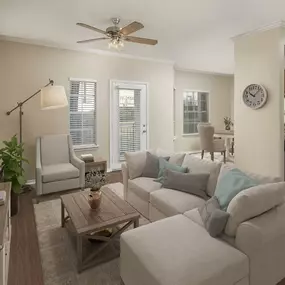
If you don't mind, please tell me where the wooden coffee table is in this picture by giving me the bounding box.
[60,186,140,272]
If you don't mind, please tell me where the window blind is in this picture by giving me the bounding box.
[183,91,209,134]
[118,88,141,160]
[69,79,96,147]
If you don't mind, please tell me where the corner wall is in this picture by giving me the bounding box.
[234,27,285,178]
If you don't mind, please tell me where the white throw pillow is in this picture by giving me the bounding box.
[168,153,186,166]
[155,149,186,166]
[182,154,222,197]
[125,151,147,179]
[225,182,285,237]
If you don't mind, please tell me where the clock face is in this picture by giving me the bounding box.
[243,84,267,109]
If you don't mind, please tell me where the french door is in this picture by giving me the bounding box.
[110,81,148,170]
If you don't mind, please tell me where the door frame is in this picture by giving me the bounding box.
[109,79,149,170]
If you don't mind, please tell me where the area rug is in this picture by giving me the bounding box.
[34,183,149,285]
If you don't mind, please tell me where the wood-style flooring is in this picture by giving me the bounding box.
[7,171,285,285]
[8,171,122,285]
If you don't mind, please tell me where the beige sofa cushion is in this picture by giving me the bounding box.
[121,215,249,285]
[125,151,147,179]
[225,182,285,237]
[182,154,222,196]
[42,163,79,183]
[150,188,206,217]
[128,177,162,201]
[218,164,282,185]
[184,208,205,227]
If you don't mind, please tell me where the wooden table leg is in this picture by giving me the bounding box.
[134,218,139,228]
[61,201,65,228]
[77,236,83,272]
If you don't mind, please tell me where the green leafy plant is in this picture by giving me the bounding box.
[224,117,233,130]
[0,135,29,194]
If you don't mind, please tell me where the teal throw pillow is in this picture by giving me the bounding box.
[215,168,258,210]
[155,157,188,183]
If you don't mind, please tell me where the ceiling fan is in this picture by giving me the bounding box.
[76,18,158,50]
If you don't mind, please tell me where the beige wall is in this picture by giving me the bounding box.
[234,28,285,178]
[0,40,174,179]
[174,70,234,152]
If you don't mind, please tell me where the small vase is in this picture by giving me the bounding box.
[88,190,102,210]
[225,125,231,131]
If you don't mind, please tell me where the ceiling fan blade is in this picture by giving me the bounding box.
[76,23,107,35]
[77,38,109,44]
[125,36,158,45]
[120,21,144,35]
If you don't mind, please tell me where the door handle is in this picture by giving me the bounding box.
[142,130,147,133]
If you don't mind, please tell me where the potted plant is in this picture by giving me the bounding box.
[85,170,108,210]
[0,135,28,216]
[224,117,233,131]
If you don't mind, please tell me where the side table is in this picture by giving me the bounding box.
[85,157,107,174]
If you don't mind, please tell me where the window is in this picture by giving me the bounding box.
[183,90,209,134]
[69,78,97,148]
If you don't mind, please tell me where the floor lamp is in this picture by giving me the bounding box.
[6,79,68,190]
[7,79,68,145]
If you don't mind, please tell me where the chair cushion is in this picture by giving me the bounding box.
[150,188,206,217]
[128,177,162,201]
[182,154,222,197]
[121,215,249,285]
[40,135,70,165]
[42,163,79,183]
[225,182,285,237]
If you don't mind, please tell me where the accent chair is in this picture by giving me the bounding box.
[36,134,85,195]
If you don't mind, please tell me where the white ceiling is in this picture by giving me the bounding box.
[1,0,285,74]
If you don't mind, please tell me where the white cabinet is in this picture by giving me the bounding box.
[0,183,11,285]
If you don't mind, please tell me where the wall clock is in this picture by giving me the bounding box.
[243,84,268,109]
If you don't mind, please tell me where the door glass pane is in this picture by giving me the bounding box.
[119,89,141,160]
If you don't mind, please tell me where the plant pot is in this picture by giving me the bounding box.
[88,190,102,210]
[225,125,231,131]
[11,190,19,216]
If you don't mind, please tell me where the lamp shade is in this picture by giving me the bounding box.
[40,85,68,110]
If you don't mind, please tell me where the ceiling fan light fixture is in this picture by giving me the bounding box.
[108,38,124,50]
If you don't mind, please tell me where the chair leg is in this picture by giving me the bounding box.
[210,152,214,161]
[201,150,204,159]
[223,151,226,164]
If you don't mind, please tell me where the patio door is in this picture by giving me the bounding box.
[110,81,148,170]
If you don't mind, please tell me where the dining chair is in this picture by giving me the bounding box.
[197,123,226,163]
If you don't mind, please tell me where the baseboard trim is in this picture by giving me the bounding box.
[26,179,35,186]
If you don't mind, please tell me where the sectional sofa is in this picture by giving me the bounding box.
[120,150,285,285]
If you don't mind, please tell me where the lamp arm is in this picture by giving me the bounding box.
[6,79,54,116]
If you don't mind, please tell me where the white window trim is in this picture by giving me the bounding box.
[68,78,98,148]
[182,89,210,135]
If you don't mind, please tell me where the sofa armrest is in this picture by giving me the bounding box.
[122,162,129,200]
[235,203,285,254]
[35,138,43,195]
